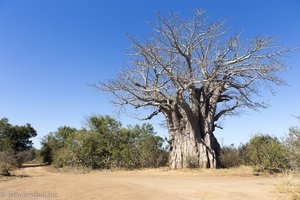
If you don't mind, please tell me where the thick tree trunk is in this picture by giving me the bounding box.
[167,86,221,169]
[169,123,220,169]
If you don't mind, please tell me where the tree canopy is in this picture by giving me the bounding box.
[40,115,168,169]
[0,118,37,152]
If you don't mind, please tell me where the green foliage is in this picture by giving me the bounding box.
[70,130,112,169]
[40,131,74,167]
[0,118,37,152]
[245,135,288,172]
[220,144,243,168]
[134,124,168,167]
[110,127,140,168]
[87,115,122,134]
[52,148,74,168]
[40,140,53,164]
[40,115,168,169]
[40,127,77,164]
[0,118,37,171]
[220,132,299,172]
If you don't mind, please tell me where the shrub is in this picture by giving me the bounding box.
[40,116,169,169]
[0,118,37,171]
[69,130,112,169]
[52,148,74,168]
[40,127,77,165]
[40,142,53,164]
[15,150,36,167]
[133,124,168,168]
[246,135,288,172]
[277,173,300,200]
[0,118,36,152]
[220,144,243,168]
[284,127,300,171]
[0,151,17,176]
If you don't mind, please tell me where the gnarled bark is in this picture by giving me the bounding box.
[166,92,221,169]
[169,127,220,169]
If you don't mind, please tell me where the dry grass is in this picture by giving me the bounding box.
[181,165,256,176]
[277,173,300,200]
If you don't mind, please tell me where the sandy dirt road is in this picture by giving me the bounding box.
[0,166,282,200]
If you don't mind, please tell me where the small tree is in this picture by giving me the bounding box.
[246,135,288,172]
[0,118,37,152]
[40,126,77,165]
[133,124,168,167]
[0,118,37,170]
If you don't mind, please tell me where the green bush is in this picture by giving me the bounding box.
[40,141,53,164]
[0,118,37,169]
[220,144,243,168]
[70,130,113,169]
[132,124,168,168]
[246,135,288,172]
[40,127,78,165]
[40,115,168,169]
[52,148,74,168]
[0,118,36,152]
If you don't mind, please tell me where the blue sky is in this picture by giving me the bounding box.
[0,0,299,148]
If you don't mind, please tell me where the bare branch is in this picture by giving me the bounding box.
[97,9,294,129]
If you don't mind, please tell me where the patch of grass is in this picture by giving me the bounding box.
[158,165,255,177]
[193,165,255,176]
[277,173,300,200]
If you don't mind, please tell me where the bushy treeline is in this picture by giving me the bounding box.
[0,118,36,175]
[1,115,299,174]
[220,129,300,172]
[40,115,169,169]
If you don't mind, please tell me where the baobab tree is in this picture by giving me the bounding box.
[98,10,292,169]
